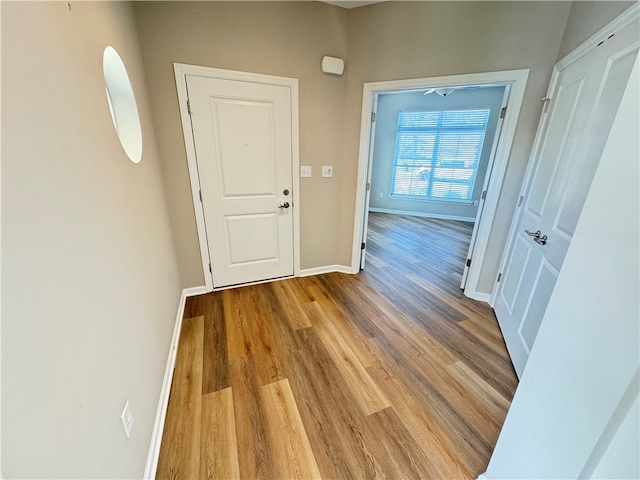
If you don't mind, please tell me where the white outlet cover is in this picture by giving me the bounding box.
[300,166,312,178]
[322,165,333,177]
[121,400,134,439]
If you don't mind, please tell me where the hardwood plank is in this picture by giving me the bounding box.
[458,317,511,360]
[287,327,390,479]
[367,360,473,478]
[240,287,288,385]
[371,334,504,461]
[446,360,511,424]
[223,288,252,359]
[365,407,440,480]
[302,299,390,416]
[229,355,276,480]
[202,293,230,394]
[303,278,378,367]
[368,336,491,476]
[315,274,384,339]
[261,379,321,480]
[223,285,296,386]
[406,271,496,322]
[156,316,204,479]
[270,280,312,330]
[364,269,518,398]
[355,282,459,367]
[200,388,240,480]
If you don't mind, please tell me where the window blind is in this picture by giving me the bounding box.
[391,109,491,202]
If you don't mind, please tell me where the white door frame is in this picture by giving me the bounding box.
[489,3,640,307]
[174,63,300,291]
[351,69,529,301]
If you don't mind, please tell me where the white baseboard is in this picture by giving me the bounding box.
[369,207,476,223]
[299,264,353,277]
[466,291,491,303]
[143,285,207,479]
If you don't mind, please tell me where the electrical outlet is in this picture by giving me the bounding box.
[121,400,134,439]
[379,192,384,199]
[300,166,312,178]
[322,165,333,177]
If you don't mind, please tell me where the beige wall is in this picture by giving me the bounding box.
[132,1,634,293]
[557,1,636,60]
[135,1,578,292]
[133,1,349,285]
[2,2,181,477]
[339,1,572,294]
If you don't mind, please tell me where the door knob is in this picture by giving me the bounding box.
[525,229,541,237]
[279,202,290,209]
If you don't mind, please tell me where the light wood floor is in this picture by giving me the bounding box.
[157,212,517,479]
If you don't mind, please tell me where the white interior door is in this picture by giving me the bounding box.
[460,85,511,289]
[186,75,294,288]
[494,21,639,378]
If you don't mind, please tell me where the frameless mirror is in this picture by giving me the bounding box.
[103,46,142,163]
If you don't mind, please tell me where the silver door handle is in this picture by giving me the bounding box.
[534,235,548,245]
[525,229,547,245]
[279,202,290,209]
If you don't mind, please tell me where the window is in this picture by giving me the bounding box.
[391,109,490,202]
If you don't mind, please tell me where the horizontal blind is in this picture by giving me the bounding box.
[391,109,491,201]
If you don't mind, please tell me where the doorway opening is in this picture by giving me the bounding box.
[351,70,529,301]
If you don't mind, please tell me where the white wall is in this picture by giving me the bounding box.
[2,2,181,477]
[369,86,505,221]
[485,53,639,479]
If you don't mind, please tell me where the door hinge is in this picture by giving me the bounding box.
[500,107,507,118]
[209,262,212,273]
[361,242,366,250]
[518,195,524,207]
[366,182,371,191]
[466,258,472,267]
[542,97,551,113]
[371,111,376,122]
[199,190,202,203]
[481,190,487,200]
[187,99,192,115]
[497,272,502,282]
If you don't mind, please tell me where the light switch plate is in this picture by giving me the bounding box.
[322,165,333,178]
[300,166,312,178]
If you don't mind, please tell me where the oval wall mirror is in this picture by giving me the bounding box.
[103,46,142,164]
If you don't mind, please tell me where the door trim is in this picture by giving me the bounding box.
[351,69,529,301]
[489,3,640,306]
[174,63,300,291]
